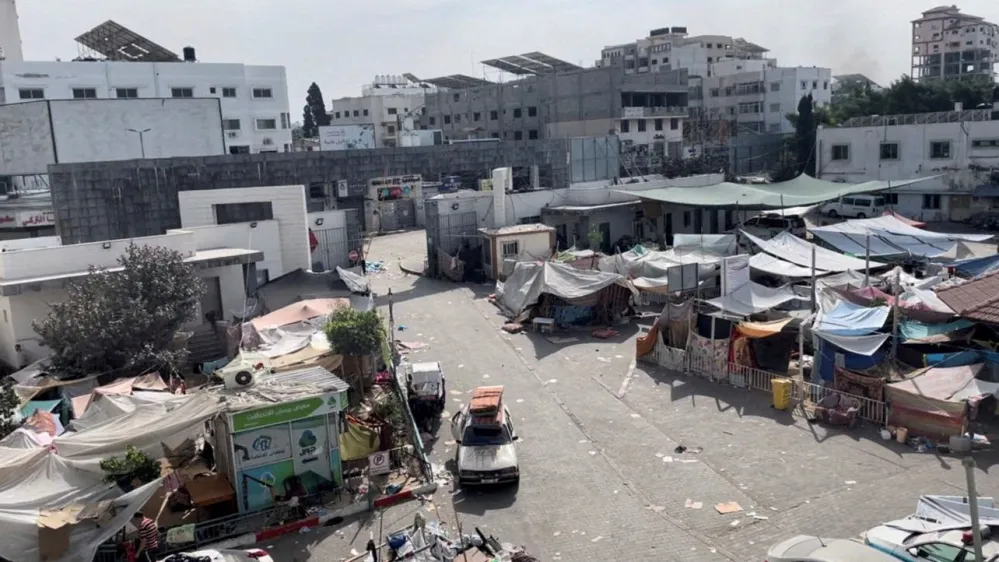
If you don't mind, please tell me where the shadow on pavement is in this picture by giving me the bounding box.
[518,323,641,360]
[451,482,519,517]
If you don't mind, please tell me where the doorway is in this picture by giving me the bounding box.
[200,276,223,323]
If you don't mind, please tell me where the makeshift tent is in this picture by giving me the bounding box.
[749,253,827,278]
[900,319,975,343]
[598,246,725,279]
[813,301,890,336]
[251,298,350,330]
[621,174,934,210]
[705,282,805,316]
[672,234,738,254]
[495,261,633,318]
[952,253,999,279]
[883,209,926,228]
[742,230,878,272]
[810,215,991,257]
[886,363,999,438]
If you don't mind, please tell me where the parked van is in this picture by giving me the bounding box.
[738,213,807,240]
[821,195,886,219]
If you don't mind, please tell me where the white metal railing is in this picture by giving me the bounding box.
[797,380,887,426]
[727,362,782,392]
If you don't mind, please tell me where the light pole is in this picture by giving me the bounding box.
[126,128,151,158]
[962,456,985,561]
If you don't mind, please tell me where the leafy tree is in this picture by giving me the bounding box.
[0,381,19,440]
[827,75,996,123]
[661,153,729,179]
[100,445,161,487]
[33,244,204,379]
[302,82,331,138]
[324,308,384,357]
[795,94,817,177]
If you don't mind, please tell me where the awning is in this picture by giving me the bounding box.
[621,174,935,210]
[749,253,824,277]
[705,282,805,316]
[883,210,926,228]
[900,319,975,343]
[737,317,793,338]
[742,230,877,271]
[18,400,60,418]
[813,301,890,335]
[814,331,890,356]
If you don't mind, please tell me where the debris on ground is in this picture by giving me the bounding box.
[684,499,703,509]
[591,328,618,339]
[398,341,427,350]
[715,502,743,514]
[397,324,408,331]
[546,336,579,344]
[502,322,524,334]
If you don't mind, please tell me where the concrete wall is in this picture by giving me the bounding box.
[169,221,282,283]
[48,140,591,243]
[0,101,55,176]
[0,60,291,153]
[196,264,247,322]
[179,186,310,275]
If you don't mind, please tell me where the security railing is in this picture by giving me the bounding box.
[797,380,887,426]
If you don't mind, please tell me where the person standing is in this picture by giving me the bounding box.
[131,512,159,562]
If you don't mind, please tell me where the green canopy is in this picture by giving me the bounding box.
[621,174,935,210]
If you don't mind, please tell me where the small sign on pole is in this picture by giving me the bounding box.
[369,451,391,475]
[348,249,360,262]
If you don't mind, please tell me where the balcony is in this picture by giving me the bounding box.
[622,106,688,118]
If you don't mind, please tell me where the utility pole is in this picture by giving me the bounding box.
[126,127,151,158]
[962,456,985,561]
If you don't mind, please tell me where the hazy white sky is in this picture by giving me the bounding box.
[16,0,999,111]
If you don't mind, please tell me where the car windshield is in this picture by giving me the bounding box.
[462,424,512,446]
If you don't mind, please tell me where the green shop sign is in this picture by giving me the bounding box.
[231,391,345,432]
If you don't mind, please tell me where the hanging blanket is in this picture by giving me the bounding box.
[688,332,728,380]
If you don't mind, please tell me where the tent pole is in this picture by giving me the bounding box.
[864,233,871,287]
[891,268,900,362]
[810,245,817,312]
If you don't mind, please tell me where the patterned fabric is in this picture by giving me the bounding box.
[833,367,885,403]
[688,332,728,380]
[138,518,159,549]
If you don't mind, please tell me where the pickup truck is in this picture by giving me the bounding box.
[449,386,520,486]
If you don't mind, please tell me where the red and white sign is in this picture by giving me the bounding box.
[348,250,359,262]
[368,451,391,475]
[0,210,55,229]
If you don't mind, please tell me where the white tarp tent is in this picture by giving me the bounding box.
[810,215,991,258]
[742,230,879,271]
[495,261,633,317]
[705,282,806,316]
[749,253,828,278]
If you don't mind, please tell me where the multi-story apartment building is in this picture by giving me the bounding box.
[911,5,998,81]
[0,20,291,154]
[328,75,435,147]
[689,60,832,135]
[597,27,768,78]
[0,0,22,63]
[816,107,999,222]
[419,66,688,157]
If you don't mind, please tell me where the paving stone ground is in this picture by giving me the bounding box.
[261,230,999,562]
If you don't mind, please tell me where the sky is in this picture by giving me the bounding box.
[15,0,999,112]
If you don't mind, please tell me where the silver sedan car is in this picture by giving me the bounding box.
[767,535,902,562]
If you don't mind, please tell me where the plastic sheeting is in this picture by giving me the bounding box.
[953,253,999,278]
[599,246,724,279]
[813,332,890,356]
[705,282,805,316]
[749,253,827,278]
[813,214,992,242]
[336,266,370,294]
[742,230,877,272]
[672,234,737,255]
[811,215,991,257]
[813,301,890,335]
[495,261,632,317]
[900,319,975,342]
[251,298,350,330]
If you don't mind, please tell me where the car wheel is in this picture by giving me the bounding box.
[827,210,838,218]
[856,213,866,219]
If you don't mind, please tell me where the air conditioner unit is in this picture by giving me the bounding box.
[218,352,272,390]
[224,368,257,391]
[227,131,239,139]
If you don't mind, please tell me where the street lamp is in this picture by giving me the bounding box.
[126,128,151,158]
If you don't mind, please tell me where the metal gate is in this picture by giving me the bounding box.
[312,224,363,271]
[425,203,480,279]
[377,199,416,231]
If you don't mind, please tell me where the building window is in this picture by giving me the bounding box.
[454,114,461,123]
[528,106,537,117]
[18,88,44,100]
[930,140,952,159]
[637,119,647,132]
[334,112,341,119]
[171,87,194,98]
[514,131,523,140]
[214,202,274,224]
[879,142,899,160]
[683,211,691,227]
[453,93,460,102]
[387,125,395,133]
[823,81,829,90]
[429,117,436,125]
[353,110,359,117]
[670,118,679,130]
[252,88,273,98]
[491,132,500,139]
[490,110,499,121]
[223,119,241,130]
[800,80,807,89]
[72,88,97,99]
[387,107,398,115]
[922,194,941,210]
[363,109,369,116]
[620,120,630,133]
[884,193,899,205]
[770,82,781,92]
[513,108,523,118]
[280,113,290,129]
[710,88,720,97]
[255,118,277,130]
[229,146,250,154]
[222,87,237,98]
[529,129,538,140]
[654,119,663,131]
[501,241,519,257]
[115,88,138,98]
[443,115,451,124]
[972,139,999,148]
[831,144,850,161]
[812,80,818,89]
[473,112,481,121]
[769,103,781,113]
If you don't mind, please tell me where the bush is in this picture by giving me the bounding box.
[324,308,384,357]
[99,445,161,487]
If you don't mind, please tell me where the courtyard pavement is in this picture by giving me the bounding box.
[261,230,999,562]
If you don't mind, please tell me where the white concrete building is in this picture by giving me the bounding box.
[690,62,832,135]
[911,5,998,81]
[816,108,999,222]
[329,75,435,147]
[598,27,768,78]
[0,0,22,63]
[0,229,263,369]
[0,98,225,177]
[0,60,291,154]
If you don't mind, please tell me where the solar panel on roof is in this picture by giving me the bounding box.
[75,20,179,62]
[482,58,534,76]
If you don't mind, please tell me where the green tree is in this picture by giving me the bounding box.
[324,308,384,357]
[33,244,204,379]
[100,445,161,488]
[0,382,19,440]
[302,82,330,138]
[826,75,996,123]
[795,93,817,177]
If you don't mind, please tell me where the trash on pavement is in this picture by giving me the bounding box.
[715,502,743,514]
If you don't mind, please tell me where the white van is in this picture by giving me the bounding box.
[821,195,886,219]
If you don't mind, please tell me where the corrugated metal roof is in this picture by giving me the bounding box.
[270,365,350,393]
[936,271,999,324]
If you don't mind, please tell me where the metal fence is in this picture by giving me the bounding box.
[424,204,481,279]
[313,224,364,271]
[797,380,888,426]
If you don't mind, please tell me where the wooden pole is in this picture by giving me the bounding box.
[864,232,871,287]
[810,245,817,312]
